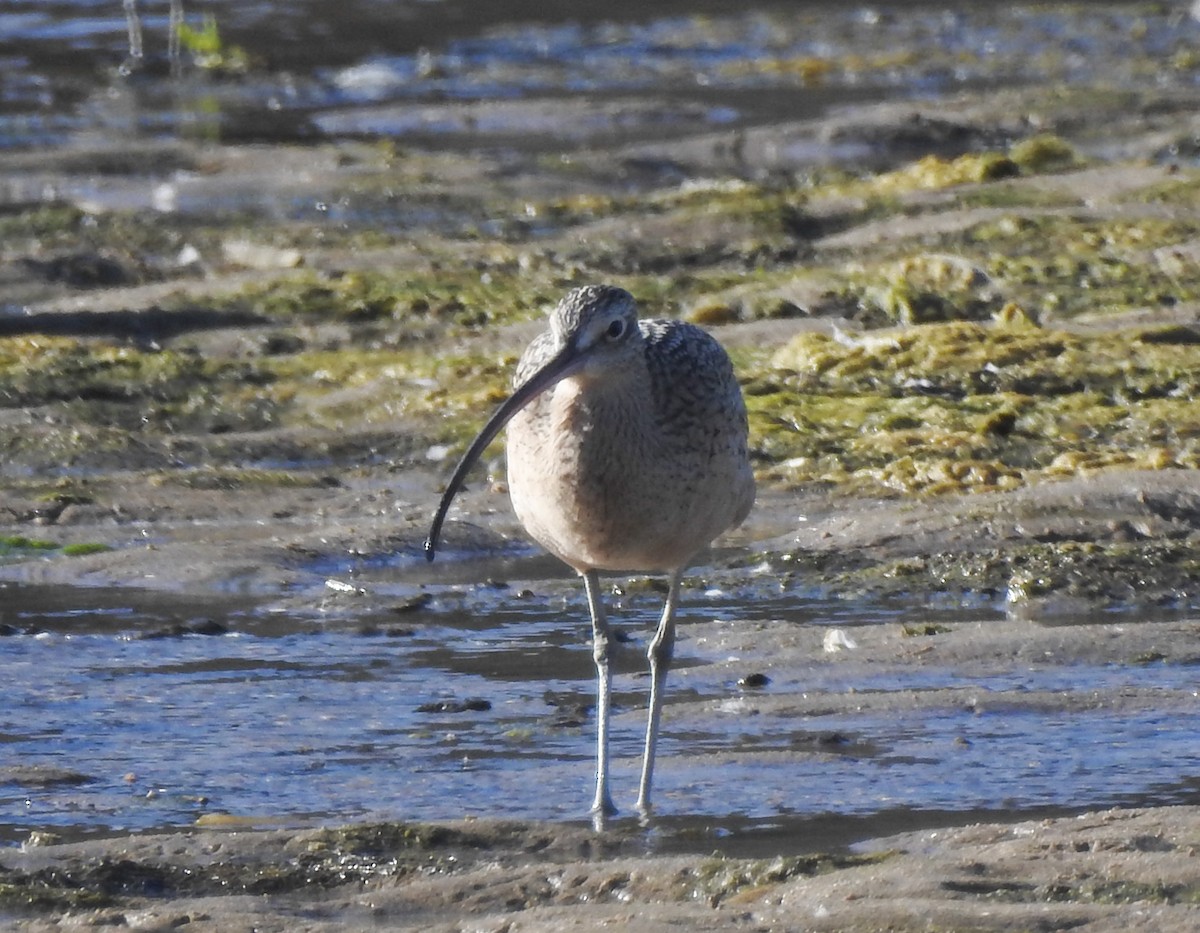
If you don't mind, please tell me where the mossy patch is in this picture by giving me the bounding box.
[0,821,497,913]
[0,535,59,552]
[253,343,515,451]
[2,123,1199,511]
[0,203,88,242]
[1009,134,1082,174]
[752,311,1200,497]
[841,253,1005,325]
[60,542,112,557]
[791,539,1200,608]
[945,874,1200,905]
[215,265,559,330]
[0,336,252,414]
[147,467,335,491]
[971,215,1200,317]
[688,851,895,906]
[0,880,114,912]
[304,820,491,858]
[0,536,112,561]
[866,152,1022,196]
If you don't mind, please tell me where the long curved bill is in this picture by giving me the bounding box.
[424,340,584,561]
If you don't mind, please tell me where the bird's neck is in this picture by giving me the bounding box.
[552,362,652,421]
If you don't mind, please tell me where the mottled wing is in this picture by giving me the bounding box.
[638,318,754,526]
[638,319,748,435]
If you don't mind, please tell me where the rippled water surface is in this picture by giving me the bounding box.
[3,573,1198,850]
[5,1,1200,152]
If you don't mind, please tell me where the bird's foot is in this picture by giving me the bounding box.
[591,803,617,832]
[590,792,617,831]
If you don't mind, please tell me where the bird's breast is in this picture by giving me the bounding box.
[505,376,751,573]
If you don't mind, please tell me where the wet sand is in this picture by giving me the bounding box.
[3,806,1200,931]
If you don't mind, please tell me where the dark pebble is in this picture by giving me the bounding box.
[138,619,229,639]
[391,593,433,614]
[189,619,229,636]
[416,697,492,714]
[548,703,591,728]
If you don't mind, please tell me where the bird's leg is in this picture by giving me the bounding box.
[636,568,683,817]
[583,569,617,822]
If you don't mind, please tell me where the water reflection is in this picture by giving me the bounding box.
[2,581,1197,849]
[4,2,1200,151]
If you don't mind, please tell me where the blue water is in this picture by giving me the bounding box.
[3,2,1200,150]
[3,578,1198,847]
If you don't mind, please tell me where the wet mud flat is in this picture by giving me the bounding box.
[1,474,1198,931]
[3,2,1200,929]
[1,807,1199,932]
[1,600,1198,931]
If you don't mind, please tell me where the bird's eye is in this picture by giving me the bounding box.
[605,319,626,340]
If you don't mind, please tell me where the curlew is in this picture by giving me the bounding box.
[425,284,755,820]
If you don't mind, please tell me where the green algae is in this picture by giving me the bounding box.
[0,203,88,242]
[220,264,559,330]
[518,148,1193,330]
[864,152,1022,197]
[0,336,245,412]
[1,135,1198,511]
[60,542,112,557]
[2,205,222,281]
[305,820,490,857]
[798,539,1200,608]
[751,311,1200,497]
[34,490,93,506]
[817,136,1079,206]
[1056,879,1200,906]
[972,215,1200,317]
[175,13,253,76]
[0,821,498,914]
[805,208,1200,328]
[945,874,1200,906]
[0,880,113,912]
[1136,172,1200,209]
[0,536,111,561]
[0,535,59,552]
[838,253,1006,326]
[148,466,337,491]
[1009,134,1083,174]
[255,343,514,448]
[689,851,895,906]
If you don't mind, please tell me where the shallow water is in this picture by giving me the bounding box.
[3,572,1198,853]
[5,2,1200,157]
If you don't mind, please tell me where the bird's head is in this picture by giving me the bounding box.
[548,284,643,381]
